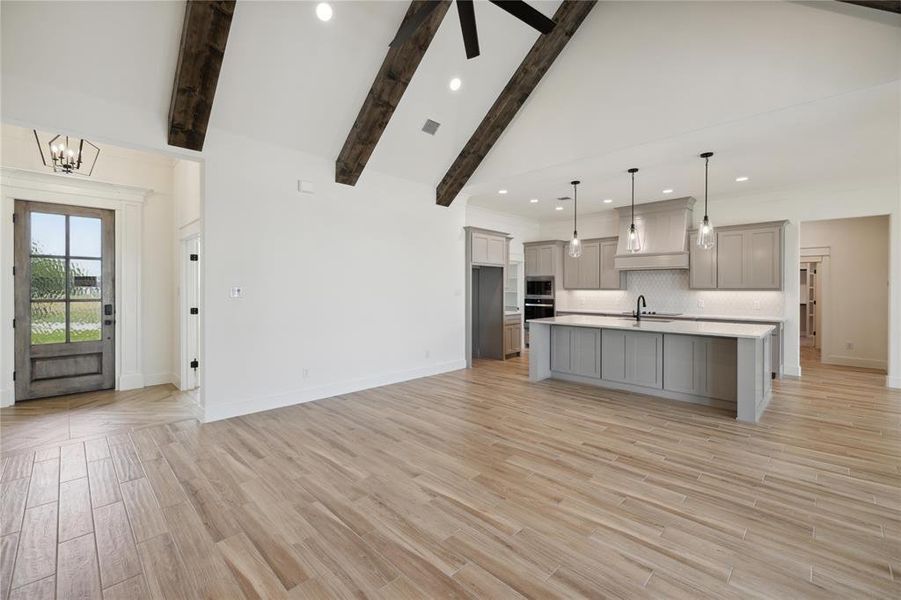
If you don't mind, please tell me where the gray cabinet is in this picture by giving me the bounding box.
[601,330,663,389]
[551,326,601,378]
[715,223,784,290]
[663,335,736,401]
[524,243,557,277]
[472,231,506,266]
[563,240,600,289]
[599,239,624,290]
[504,314,522,357]
[689,231,717,289]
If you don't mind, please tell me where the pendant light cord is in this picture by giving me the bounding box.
[573,181,578,236]
[704,155,709,219]
[631,170,635,225]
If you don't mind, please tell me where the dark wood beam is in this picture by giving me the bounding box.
[168,0,236,151]
[436,1,596,206]
[336,1,451,186]
[837,1,901,14]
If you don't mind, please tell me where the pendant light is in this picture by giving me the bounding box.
[568,180,582,258]
[626,168,641,253]
[697,151,715,249]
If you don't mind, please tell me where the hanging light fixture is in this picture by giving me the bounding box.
[626,168,641,253]
[568,180,582,258]
[33,130,100,176]
[697,151,715,249]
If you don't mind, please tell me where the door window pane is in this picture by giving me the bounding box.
[31,212,66,255]
[69,302,101,342]
[69,259,101,299]
[31,302,66,344]
[31,257,66,300]
[69,216,101,257]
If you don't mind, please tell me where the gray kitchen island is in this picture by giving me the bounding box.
[528,315,775,423]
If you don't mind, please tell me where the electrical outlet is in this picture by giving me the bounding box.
[752,300,761,310]
[302,368,310,379]
[425,350,430,359]
[845,342,854,351]
[696,299,705,309]
[229,286,243,298]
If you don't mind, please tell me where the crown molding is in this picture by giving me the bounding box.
[0,167,152,204]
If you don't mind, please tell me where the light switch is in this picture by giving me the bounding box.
[230,286,243,298]
[298,179,314,194]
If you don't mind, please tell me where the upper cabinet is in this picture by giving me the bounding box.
[563,237,623,290]
[690,221,785,290]
[471,230,507,266]
[524,242,560,277]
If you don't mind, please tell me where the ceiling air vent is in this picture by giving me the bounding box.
[556,196,571,201]
[422,119,441,135]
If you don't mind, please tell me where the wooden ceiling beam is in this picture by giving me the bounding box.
[168,0,236,152]
[836,1,901,14]
[336,1,451,186]
[436,1,596,206]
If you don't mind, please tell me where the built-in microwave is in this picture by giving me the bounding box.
[525,277,554,298]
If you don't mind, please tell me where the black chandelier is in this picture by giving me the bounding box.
[33,130,100,176]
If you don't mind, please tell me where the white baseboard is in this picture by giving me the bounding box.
[822,355,887,371]
[144,372,178,387]
[118,372,144,391]
[783,364,801,379]
[0,387,12,407]
[203,359,467,423]
[887,375,901,389]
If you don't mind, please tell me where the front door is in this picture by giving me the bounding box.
[14,200,115,400]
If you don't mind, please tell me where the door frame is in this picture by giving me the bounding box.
[178,233,201,392]
[1,167,151,406]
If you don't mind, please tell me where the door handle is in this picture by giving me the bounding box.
[104,304,113,316]
[104,319,115,326]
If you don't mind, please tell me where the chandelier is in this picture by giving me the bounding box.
[33,130,100,176]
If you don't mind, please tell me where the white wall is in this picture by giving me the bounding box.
[0,124,178,387]
[537,175,901,381]
[801,216,890,370]
[200,127,466,422]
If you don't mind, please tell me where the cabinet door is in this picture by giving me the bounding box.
[472,233,489,264]
[563,246,579,289]
[551,326,573,373]
[716,230,746,289]
[601,329,628,383]
[486,236,506,266]
[625,331,663,389]
[745,227,780,289]
[663,334,706,395]
[689,232,717,289]
[599,240,622,289]
[537,246,555,276]
[579,241,601,289]
[707,337,737,402]
[510,325,521,353]
[572,328,601,378]
[472,233,505,266]
[524,247,538,277]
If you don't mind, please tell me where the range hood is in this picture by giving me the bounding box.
[614,197,695,270]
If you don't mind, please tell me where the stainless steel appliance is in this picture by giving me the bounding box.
[525,277,554,298]
[524,277,555,347]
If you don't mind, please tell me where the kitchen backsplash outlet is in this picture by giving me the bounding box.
[558,270,784,317]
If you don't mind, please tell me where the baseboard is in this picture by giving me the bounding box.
[887,375,901,389]
[0,387,12,407]
[144,372,178,387]
[118,372,144,391]
[783,364,801,379]
[822,355,887,371]
[202,359,467,423]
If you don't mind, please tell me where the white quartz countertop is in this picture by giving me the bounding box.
[530,314,775,339]
[555,308,785,324]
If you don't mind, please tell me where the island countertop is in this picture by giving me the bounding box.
[530,314,774,339]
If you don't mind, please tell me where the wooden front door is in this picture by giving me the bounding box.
[14,200,115,400]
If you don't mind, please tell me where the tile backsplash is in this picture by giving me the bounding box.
[558,270,784,317]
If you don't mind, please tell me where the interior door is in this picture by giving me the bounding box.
[14,200,115,400]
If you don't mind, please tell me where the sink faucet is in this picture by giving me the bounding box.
[635,295,646,321]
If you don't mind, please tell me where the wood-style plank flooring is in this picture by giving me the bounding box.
[1,351,899,598]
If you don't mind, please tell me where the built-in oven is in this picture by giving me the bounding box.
[524,296,555,348]
[525,277,554,298]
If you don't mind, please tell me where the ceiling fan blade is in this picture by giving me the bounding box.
[456,0,480,59]
[389,1,443,47]
[488,0,556,35]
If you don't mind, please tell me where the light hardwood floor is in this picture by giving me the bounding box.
[1,352,899,599]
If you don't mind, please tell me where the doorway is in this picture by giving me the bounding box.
[180,235,201,391]
[13,200,115,400]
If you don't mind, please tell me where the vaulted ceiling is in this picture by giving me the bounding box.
[2,1,898,214]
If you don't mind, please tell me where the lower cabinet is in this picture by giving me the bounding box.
[504,323,522,356]
[601,330,663,389]
[551,326,601,378]
[663,334,736,401]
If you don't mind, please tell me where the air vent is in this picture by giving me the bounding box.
[556,196,571,201]
[422,119,441,135]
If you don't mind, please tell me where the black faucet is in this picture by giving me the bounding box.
[635,295,646,321]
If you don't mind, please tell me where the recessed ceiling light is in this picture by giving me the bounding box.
[662,189,674,194]
[498,189,508,194]
[735,176,749,182]
[555,206,564,211]
[315,2,333,21]
[603,198,612,203]
[449,77,462,91]
[529,198,538,203]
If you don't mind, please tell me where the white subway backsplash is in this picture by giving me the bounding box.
[559,270,784,317]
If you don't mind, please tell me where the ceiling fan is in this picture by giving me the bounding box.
[390,1,557,59]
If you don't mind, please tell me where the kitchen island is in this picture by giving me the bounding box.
[529,315,775,423]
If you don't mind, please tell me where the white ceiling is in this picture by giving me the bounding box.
[1,0,898,209]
